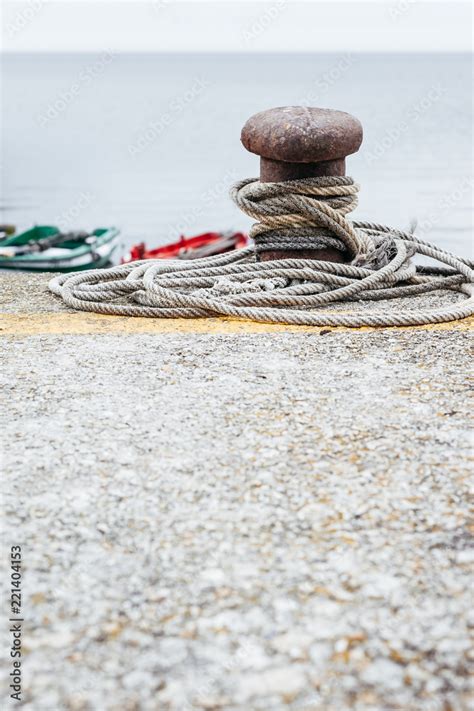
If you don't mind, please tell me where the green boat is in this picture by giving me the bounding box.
[0,225,120,272]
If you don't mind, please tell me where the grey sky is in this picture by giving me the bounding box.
[2,1,473,53]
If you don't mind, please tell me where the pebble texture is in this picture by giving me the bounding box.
[1,274,473,711]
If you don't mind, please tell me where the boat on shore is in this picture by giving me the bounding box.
[0,226,120,271]
[0,224,16,239]
[122,230,248,263]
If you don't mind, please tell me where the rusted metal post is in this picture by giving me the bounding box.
[241,106,363,262]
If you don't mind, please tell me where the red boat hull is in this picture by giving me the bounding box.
[123,231,248,263]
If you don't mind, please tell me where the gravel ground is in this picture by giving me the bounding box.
[0,269,470,317]
[1,274,473,711]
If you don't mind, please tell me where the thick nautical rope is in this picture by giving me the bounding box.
[230,176,371,260]
[49,177,474,327]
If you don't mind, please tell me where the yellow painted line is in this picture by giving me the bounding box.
[1,311,473,335]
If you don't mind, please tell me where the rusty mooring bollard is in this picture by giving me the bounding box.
[241,106,363,262]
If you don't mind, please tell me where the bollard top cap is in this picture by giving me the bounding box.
[241,106,363,163]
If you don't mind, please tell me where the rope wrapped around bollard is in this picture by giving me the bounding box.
[49,176,473,328]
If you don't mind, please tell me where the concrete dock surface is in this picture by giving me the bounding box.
[1,272,473,711]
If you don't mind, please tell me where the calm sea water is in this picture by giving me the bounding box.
[1,53,472,258]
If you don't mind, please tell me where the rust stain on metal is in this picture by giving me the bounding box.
[240,105,363,261]
[241,106,363,164]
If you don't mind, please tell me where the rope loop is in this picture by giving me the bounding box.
[49,176,474,328]
[230,176,376,262]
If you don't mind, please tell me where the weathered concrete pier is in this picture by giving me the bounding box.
[2,271,472,710]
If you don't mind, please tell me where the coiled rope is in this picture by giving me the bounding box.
[49,177,473,327]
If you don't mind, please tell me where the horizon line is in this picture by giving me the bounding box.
[2,49,473,55]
